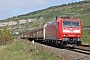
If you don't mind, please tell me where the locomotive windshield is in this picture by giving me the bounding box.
[63,20,79,27]
[63,21,71,27]
[72,21,79,27]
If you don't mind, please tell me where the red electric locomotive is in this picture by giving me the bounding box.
[24,17,82,47]
[44,17,82,47]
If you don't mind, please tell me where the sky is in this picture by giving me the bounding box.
[0,0,83,20]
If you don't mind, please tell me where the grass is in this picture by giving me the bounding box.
[82,29,90,44]
[0,39,61,60]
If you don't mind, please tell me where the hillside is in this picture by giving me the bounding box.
[0,1,90,36]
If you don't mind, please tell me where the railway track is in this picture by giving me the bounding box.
[81,44,90,47]
[66,45,90,55]
[75,44,90,55]
[34,41,90,60]
[42,41,90,55]
[35,40,90,56]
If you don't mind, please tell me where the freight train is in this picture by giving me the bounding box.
[20,17,82,47]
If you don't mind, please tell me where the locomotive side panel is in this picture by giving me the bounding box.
[45,21,58,40]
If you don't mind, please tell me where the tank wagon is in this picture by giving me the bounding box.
[24,17,82,47]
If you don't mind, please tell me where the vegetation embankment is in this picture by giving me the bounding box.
[0,39,61,60]
[0,26,61,60]
[82,29,90,44]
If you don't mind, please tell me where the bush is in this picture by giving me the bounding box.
[0,26,13,45]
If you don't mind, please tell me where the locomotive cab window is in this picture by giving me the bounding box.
[63,21,71,27]
[72,21,79,27]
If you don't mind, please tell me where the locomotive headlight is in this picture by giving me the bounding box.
[76,34,80,36]
[77,35,80,36]
[63,34,66,36]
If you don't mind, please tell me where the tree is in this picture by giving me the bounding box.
[0,26,13,45]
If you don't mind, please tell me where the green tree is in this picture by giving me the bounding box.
[0,26,13,45]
